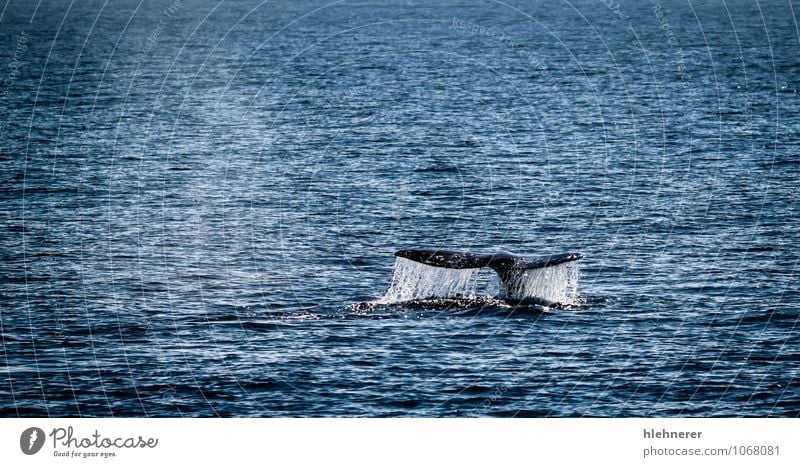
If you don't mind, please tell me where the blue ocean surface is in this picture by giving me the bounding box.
[0,0,798,417]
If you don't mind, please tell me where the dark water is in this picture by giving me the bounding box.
[1,0,798,417]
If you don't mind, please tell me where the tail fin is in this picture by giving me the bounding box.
[395,249,582,272]
[395,249,583,304]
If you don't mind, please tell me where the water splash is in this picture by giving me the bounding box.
[381,257,480,303]
[500,262,581,306]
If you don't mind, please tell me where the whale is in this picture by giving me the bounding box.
[394,249,583,305]
[394,249,582,271]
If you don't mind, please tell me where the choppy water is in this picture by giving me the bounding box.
[1,0,798,417]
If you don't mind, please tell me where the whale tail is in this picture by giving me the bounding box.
[394,249,583,304]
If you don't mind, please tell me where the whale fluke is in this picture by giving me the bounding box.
[394,249,582,271]
[394,249,583,304]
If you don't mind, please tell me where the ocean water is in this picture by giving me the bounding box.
[0,0,798,417]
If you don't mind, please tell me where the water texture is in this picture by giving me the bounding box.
[0,0,798,417]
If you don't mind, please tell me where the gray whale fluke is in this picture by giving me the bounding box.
[394,249,583,304]
[394,249,582,271]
